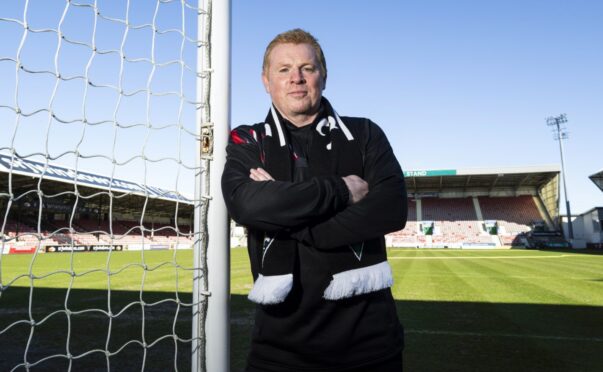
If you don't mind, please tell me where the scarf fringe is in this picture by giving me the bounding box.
[248,273,293,305]
[323,261,393,300]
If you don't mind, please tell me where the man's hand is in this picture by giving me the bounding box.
[342,175,368,204]
[250,168,275,182]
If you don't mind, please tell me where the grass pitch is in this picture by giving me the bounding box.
[231,248,603,372]
[0,250,195,371]
[2,248,603,371]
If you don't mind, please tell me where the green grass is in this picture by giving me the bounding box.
[2,248,603,371]
[1,250,194,292]
[0,250,195,371]
[231,248,603,372]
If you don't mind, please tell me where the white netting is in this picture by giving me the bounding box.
[0,0,212,370]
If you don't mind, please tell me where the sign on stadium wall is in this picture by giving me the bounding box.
[0,154,190,203]
[127,244,169,251]
[44,245,124,252]
[150,244,170,250]
[7,246,37,254]
[404,169,457,177]
[127,243,191,251]
[174,243,193,250]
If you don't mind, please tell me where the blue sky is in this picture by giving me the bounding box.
[232,0,603,214]
[0,0,601,215]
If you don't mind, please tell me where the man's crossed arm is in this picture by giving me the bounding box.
[221,122,407,249]
[249,167,368,205]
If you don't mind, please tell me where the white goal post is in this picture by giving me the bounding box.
[0,0,230,371]
[193,0,230,371]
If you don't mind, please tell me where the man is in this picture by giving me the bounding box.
[222,29,407,371]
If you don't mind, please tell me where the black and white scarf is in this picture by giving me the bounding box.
[248,98,393,305]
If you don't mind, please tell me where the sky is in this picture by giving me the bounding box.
[0,0,602,215]
[0,0,199,198]
[232,0,603,215]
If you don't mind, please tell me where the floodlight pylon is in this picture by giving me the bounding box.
[546,114,573,240]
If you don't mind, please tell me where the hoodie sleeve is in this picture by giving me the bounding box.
[291,120,407,249]
[221,125,350,233]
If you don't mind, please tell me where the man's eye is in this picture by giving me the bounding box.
[278,68,289,73]
[303,66,316,72]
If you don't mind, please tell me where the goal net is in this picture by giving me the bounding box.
[0,0,229,371]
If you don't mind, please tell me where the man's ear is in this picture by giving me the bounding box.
[262,73,270,94]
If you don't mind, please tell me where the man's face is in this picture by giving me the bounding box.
[262,43,326,126]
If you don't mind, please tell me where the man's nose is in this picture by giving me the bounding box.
[290,68,305,83]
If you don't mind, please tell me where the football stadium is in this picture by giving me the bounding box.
[2,1,603,372]
[2,155,603,371]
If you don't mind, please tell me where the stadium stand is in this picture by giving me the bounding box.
[388,195,549,248]
[387,199,418,247]
[1,157,194,254]
[386,166,570,248]
[2,159,571,252]
[422,197,489,246]
[478,195,541,234]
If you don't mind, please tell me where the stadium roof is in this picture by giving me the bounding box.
[0,154,192,204]
[0,154,193,206]
[404,165,560,192]
[589,169,603,193]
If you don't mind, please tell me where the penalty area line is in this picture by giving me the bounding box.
[406,329,603,343]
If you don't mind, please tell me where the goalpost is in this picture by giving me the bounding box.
[0,0,230,371]
[194,0,230,371]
